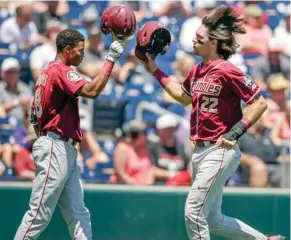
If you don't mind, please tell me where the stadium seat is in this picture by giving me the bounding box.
[92,99,127,135]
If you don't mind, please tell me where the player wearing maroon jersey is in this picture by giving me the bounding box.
[14,29,127,240]
[140,6,284,240]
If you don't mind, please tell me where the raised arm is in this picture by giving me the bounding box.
[76,39,127,99]
[140,54,192,106]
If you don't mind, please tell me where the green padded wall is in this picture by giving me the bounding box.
[3,183,290,240]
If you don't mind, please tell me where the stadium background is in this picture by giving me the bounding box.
[0,0,289,239]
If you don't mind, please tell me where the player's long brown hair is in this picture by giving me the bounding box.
[202,6,246,60]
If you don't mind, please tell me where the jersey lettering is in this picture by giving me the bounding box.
[192,80,222,96]
[36,74,48,87]
[34,89,42,118]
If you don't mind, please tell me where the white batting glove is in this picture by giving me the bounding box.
[106,40,125,63]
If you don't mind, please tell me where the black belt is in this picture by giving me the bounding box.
[39,131,77,146]
[193,140,216,147]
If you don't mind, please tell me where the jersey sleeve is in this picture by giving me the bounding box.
[181,69,193,97]
[225,68,261,103]
[58,67,88,97]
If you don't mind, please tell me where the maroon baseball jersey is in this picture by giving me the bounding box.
[181,58,261,141]
[33,60,88,142]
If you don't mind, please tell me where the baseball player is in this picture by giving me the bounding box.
[13,28,128,239]
[138,6,284,240]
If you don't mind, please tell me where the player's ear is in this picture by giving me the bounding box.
[64,45,71,54]
[211,39,218,48]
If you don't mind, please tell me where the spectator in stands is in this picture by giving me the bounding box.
[0,109,18,172]
[118,49,153,86]
[273,5,291,57]
[13,106,36,151]
[179,0,216,53]
[239,4,272,55]
[76,99,109,173]
[149,0,192,39]
[251,39,290,90]
[77,28,104,78]
[238,118,278,187]
[0,4,38,46]
[0,57,32,121]
[147,114,191,185]
[77,28,120,81]
[80,6,99,33]
[262,74,289,129]
[0,142,14,172]
[149,0,192,19]
[14,146,35,180]
[29,25,62,81]
[33,1,69,36]
[110,120,155,185]
[0,160,5,177]
[7,100,35,182]
[163,54,195,103]
[270,100,290,147]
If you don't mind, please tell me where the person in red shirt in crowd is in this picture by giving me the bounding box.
[110,120,155,186]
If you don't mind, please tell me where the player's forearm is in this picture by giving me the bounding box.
[222,95,267,142]
[82,60,114,99]
[153,69,191,106]
[243,95,267,125]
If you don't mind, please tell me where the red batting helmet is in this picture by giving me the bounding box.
[135,21,171,62]
[100,5,136,40]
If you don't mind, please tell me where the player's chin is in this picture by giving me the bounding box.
[72,59,82,67]
[193,48,199,55]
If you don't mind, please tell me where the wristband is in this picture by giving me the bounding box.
[222,121,248,141]
[102,60,115,76]
[153,69,171,88]
[241,117,252,130]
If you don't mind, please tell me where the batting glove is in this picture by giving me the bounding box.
[106,40,126,63]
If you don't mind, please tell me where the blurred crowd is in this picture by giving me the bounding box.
[0,0,289,188]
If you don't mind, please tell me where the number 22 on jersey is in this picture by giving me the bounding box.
[201,96,218,113]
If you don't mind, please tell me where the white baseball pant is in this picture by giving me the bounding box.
[185,144,267,240]
[14,133,92,240]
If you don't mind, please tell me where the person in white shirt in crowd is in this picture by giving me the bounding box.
[148,0,192,39]
[29,25,62,81]
[80,6,99,34]
[149,0,192,19]
[0,4,38,46]
[0,57,32,121]
[271,5,290,57]
[179,0,217,53]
